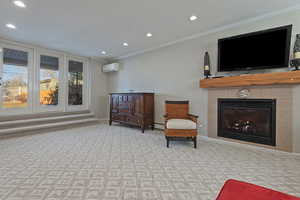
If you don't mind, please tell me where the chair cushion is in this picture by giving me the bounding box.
[166,119,197,130]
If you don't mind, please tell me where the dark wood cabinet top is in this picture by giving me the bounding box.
[110,92,154,95]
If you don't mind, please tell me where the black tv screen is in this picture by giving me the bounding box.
[218,25,292,72]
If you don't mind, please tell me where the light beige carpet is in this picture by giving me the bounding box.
[0,124,299,200]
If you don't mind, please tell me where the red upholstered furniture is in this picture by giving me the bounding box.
[217,179,300,200]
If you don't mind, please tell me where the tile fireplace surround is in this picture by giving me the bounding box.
[207,85,295,152]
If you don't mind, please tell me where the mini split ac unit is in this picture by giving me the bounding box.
[102,63,120,73]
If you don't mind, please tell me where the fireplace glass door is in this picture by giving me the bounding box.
[218,99,276,146]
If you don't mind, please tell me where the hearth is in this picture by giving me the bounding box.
[218,99,276,146]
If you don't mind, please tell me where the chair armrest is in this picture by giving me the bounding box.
[188,114,198,123]
[164,114,175,120]
[163,114,169,129]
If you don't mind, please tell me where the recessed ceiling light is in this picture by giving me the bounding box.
[13,0,26,8]
[101,51,107,55]
[146,33,153,37]
[189,15,198,21]
[6,23,16,29]
[123,42,129,47]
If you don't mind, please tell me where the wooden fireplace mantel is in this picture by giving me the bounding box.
[200,70,300,88]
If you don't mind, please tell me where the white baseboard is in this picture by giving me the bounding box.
[199,135,300,156]
[98,119,163,129]
[98,118,109,122]
[154,123,164,130]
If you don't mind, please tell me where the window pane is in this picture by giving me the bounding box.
[2,48,28,108]
[40,55,59,105]
[68,60,83,105]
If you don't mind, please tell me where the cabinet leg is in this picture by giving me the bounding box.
[109,120,112,126]
[151,124,155,130]
[193,137,197,149]
[141,125,145,133]
[166,136,170,148]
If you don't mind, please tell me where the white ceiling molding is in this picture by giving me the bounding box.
[0,36,93,62]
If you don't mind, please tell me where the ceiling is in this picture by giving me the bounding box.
[0,0,299,60]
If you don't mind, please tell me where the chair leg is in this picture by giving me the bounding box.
[193,137,197,149]
[166,136,170,148]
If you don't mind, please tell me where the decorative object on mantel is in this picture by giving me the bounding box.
[291,34,300,70]
[203,52,211,79]
[294,34,300,56]
[291,59,300,70]
[237,88,250,98]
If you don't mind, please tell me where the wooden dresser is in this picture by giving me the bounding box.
[109,93,154,133]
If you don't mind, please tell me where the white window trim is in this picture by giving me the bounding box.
[66,56,89,112]
[0,38,92,116]
[34,49,65,113]
[0,42,34,116]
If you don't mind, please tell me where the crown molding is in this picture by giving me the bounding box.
[117,4,300,60]
[0,36,91,61]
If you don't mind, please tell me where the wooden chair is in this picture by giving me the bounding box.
[164,101,198,148]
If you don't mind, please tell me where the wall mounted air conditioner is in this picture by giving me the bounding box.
[102,63,120,73]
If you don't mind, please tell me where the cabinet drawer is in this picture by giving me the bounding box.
[126,116,140,125]
[111,114,125,121]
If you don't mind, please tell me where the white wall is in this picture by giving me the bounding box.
[293,85,300,153]
[107,9,300,152]
[89,59,109,119]
[107,39,209,132]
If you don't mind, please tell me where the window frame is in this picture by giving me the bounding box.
[0,39,91,116]
[0,42,34,116]
[66,56,88,111]
[35,49,65,113]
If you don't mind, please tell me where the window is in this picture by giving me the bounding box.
[0,41,89,116]
[2,48,29,108]
[39,55,59,105]
[68,60,83,105]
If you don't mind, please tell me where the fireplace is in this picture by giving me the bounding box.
[218,99,276,146]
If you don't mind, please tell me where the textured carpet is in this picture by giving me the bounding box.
[0,124,299,200]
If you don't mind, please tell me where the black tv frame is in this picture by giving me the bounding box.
[217,24,293,72]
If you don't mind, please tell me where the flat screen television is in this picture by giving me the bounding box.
[218,25,292,72]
